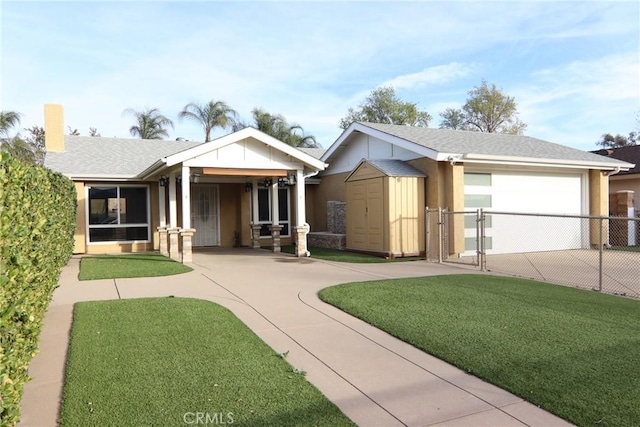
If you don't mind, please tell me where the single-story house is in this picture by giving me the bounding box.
[310,122,634,257]
[592,146,640,214]
[42,104,635,262]
[43,104,327,262]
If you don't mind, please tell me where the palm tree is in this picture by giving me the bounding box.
[179,100,237,142]
[123,107,174,139]
[0,110,22,138]
[250,108,319,148]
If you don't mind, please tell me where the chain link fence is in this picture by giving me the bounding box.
[426,208,640,298]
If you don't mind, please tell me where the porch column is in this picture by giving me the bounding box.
[167,172,180,259]
[181,166,191,230]
[293,169,310,257]
[269,178,281,252]
[180,228,196,263]
[168,172,178,228]
[168,228,180,261]
[157,182,168,256]
[251,178,260,249]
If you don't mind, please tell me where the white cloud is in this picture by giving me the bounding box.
[381,62,479,91]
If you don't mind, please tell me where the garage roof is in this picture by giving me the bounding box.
[322,122,635,171]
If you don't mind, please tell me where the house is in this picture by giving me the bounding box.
[43,104,327,262]
[310,122,634,257]
[592,146,640,215]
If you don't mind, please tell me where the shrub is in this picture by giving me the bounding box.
[0,152,76,426]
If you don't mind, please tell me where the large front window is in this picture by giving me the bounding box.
[87,185,150,243]
[255,187,290,237]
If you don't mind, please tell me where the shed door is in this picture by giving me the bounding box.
[347,178,384,252]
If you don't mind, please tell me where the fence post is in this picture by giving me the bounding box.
[425,207,430,261]
[475,209,481,267]
[479,208,486,271]
[437,207,443,263]
[598,216,603,292]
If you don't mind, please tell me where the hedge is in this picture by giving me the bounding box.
[0,152,76,426]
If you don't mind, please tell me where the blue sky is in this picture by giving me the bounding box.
[1,1,638,151]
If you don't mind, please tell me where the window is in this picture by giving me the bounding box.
[87,185,150,243]
[464,173,491,186]
[253,187,290,237]
[464,194,492,208]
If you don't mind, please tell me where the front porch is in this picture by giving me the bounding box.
[142,128,325,263]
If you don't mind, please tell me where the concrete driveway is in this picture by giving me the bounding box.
[20,249,571,427]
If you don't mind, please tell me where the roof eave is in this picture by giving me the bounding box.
[462,153,634,170]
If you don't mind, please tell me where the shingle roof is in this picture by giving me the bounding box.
[44,136,204,177]
[358,122,632,167]
[592,146,640,175]
[297,147,327,159]
[367,159,426,177]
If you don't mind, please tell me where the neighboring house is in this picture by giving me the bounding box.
[312,122,634,257]
[43,104,326,262]
[592,146,640,213]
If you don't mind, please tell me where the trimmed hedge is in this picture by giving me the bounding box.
[0,152,76,426]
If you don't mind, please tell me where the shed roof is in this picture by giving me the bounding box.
[366,159,426,177]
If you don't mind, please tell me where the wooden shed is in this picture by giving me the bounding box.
[345,159,426,257]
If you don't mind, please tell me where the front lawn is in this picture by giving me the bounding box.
[319,274,640,427]
[60,298,354,426]
[78,253,192,280]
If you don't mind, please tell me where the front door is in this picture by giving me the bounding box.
[191,184,220,246]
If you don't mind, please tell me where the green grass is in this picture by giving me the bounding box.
[280,245,423,263]
[78,253,192,280]
[60,298,354,427]
[319,274,640,427]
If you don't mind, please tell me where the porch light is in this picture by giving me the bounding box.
[288,173,296,185]
[191,174,200,183]
[262,178,273,187]
[159,175,170,187]
[245,183,253,192]
[176,175,182,185]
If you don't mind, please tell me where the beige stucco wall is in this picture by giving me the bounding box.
[589,169,609,246]
[609,175,640,210]
[219,184,242,247]
[312,172,349,232]
[73,182,86,254]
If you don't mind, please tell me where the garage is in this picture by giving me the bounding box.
[464,169,587,255]
[345,159,425,257]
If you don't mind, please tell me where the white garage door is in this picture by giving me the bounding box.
[464,171,587,255]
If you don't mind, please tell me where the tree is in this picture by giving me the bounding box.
[123,107,174,139]
[89,127,101,137]
[596,133,637,148]
[249,108,319,148]
[179,100,237,142]
[25,125,46,165]
[0,110,22,137]
[338,86,432,129]
[438,108,471,131]
[458,80,526,134]
[68,126,79,136]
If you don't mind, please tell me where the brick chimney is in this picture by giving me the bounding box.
[44,104,65,152]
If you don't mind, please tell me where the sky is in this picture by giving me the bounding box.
[1,1,639,151]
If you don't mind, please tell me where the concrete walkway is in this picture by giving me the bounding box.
[20,249,572,426]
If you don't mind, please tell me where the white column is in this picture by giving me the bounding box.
[168,172,178,228]
[158,182,166,227]
[295,169,305,226]
[251,178,259,224]
[182,166,191,230]
[271,177,279,226]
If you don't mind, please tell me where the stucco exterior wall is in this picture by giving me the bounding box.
[589,169,609,246]
[312,172,349,232]
[609,175,640,210]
